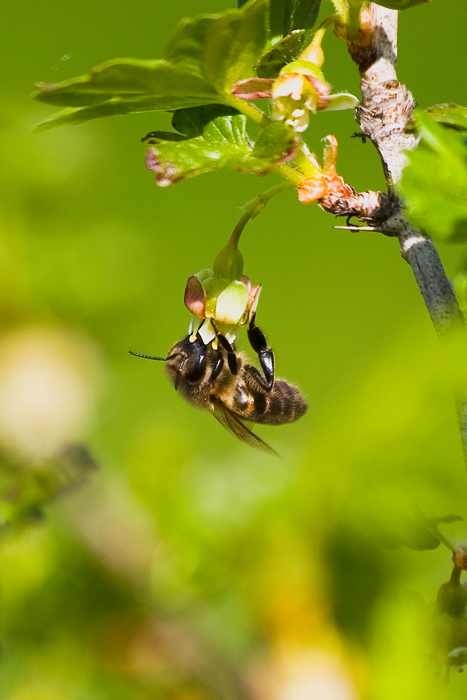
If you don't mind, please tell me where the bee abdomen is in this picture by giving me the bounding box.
[262,380,307,424]
[236,377,307,425]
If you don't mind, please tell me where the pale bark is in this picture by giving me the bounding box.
[320,4,467,459]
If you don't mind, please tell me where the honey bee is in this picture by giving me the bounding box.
[130,314,307,455]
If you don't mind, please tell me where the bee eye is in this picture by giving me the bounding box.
[185,350,207,382]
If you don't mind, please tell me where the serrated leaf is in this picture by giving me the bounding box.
[256,30,307,78]
[33,0,268,128]
[399,110,467,242]
[144,104,295,186]
[377,0,429,8]
[252,121,297,159]
[172,104,249,144]
[426,104,467,132]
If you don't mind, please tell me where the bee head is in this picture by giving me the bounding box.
[164,335,208,390]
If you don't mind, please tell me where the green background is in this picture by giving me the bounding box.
[2,1,467,697]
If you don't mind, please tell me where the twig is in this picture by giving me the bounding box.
[350,5,465,332]
[334,225,380,232]
[346,3,467,462]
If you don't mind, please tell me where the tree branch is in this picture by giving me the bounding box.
[347,4,467,460]
[349,4,465,333]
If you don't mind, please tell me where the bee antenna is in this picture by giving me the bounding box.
[129,350,167,361]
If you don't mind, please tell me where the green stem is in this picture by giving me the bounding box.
[330,0,349,22]
[225,95,272,126]
[301,14,338,65]
[318,13,339,32]
[347,1,364,41]
[450,565,462,584]
[427,523,456,553]
[293,149,322,179]
[275,163,306,185]
[229,181,296,248]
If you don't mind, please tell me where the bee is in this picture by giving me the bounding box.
[130,314,307,455]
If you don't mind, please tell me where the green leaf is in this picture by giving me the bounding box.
[144,104,295,186]
[252,121,297,159]
[429,514,463,526]
[33,0,268,128]
[33,59,219,108]
[164,0,268,92]
[269,0,322,41]
[33,95,224,133]
[399,110,467,242]
[172,104,248,143]
[238,0,321,42]
[376,0,430,8]
[382,510,441,551]
[256,30,307,78]
[32,60,223,130]
[426,104,467,132]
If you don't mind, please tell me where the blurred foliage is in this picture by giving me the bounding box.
[399,109,467,243]
[2,0,467,699]
[32,0,269,130]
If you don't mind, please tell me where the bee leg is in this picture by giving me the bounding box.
[217,335,239,375]
[247,313,275,390]
[211,353,224,381]
[211,322,238,375]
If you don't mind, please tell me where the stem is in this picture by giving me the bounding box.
[225,95,271,126]
[331,0,349,22]
[301,14,338,65]
[353,3,467,465]
[275,163,307,185]
[293,149,322,179]
[229,181,296,247]
[428,525,457,554]
[347,1,363,41]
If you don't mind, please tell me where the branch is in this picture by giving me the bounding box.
[330,3,467,460]
[348,4,465,333]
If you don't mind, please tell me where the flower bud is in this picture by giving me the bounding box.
[437,571,467,618]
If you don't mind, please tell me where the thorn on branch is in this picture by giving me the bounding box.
[334,225,381,233]
[350,132,368,143]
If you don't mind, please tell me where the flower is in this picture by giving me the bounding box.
[184,271,261,345]
[231,60,359,134]
[272,60,358,133]
[184,269,261,325]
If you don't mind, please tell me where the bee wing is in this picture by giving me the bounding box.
[211,397,279,457]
